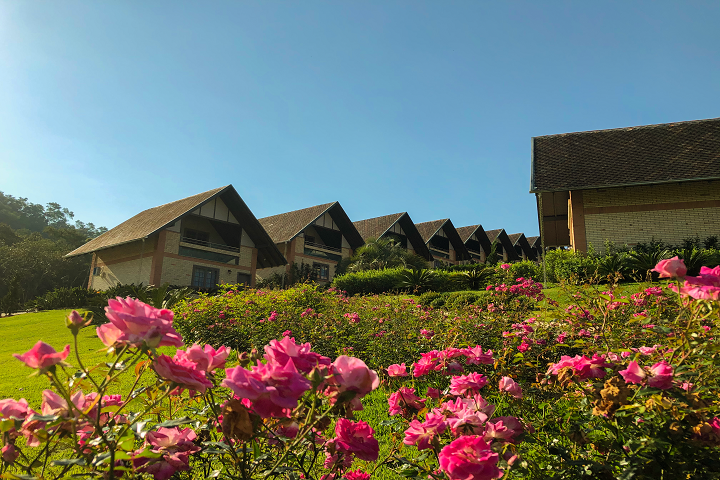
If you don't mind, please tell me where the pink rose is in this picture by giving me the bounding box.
[439,436,502,480]
[153,355,213,393]
[14,341,70,370]
[449,373,488,397]
[420,329,435,340]
[388,387,426,416]
[2,445,18,464]
[619,361,646,385]
[327,356,379,410]
[652,257,687,278]
[498,376,523,399]
[517,341,530,353]
[344,470,371,480]
[174,344,230,373]
[647,361,674,390]
[333,418,379,461]
[222,360,310,418]
[403,413,447,450]
[500,264,510,270]
[427,387,441,399]
[464,346,494,365]
[99,297,183,348]
[66,310,91,330]
[264,337,330,374]
[387,363,408,377]
[132,427,200,480]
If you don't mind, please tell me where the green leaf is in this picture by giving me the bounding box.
[155,416,194,428]
[50,458,87,467]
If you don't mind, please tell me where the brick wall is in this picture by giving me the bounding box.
[578,180,720,252]
[91,239,155,289]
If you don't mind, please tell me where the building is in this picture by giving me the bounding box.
[66,186,286,290]
[353,212,432,261]
[455,225,492,264]
[531,118,720,252]
[485,229,521,262]
[415,219,470,266]
[526,236,543,259]
[508,233,537,261]
[257,202,364,283]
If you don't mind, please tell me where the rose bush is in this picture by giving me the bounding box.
[0,257,719,479]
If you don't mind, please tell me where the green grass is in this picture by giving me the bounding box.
[0,309,175,406]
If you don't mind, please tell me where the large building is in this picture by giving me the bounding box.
[66,186,286,289]
[531,118,720,252]
[415,219,470,267]
[353,212,432,262]
[257,202,364,283]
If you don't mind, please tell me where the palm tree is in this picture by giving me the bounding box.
[347,237,428,272]
[396,269,437,294]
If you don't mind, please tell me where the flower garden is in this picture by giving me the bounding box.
[0,258,719,479]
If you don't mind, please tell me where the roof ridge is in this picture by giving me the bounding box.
[533,117,720,139]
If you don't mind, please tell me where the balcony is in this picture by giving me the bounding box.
[304,240,341,253]
[181,236,240,253]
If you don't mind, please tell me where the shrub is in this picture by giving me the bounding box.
[506,260,542,282]
[28,286,101,311]
[332,268,405,295]
[544,249,598,284]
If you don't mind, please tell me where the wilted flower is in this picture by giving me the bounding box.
[388,387,426,416]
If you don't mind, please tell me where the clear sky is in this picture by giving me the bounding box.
[1,2,719,236]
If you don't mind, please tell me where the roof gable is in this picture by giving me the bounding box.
[415,219,470,261]
[66,186,287,268]
[353,212,432,260]
[484,229,521,261]
[259,202,364,250]
[531,117,720,192]
[456,225,492,255]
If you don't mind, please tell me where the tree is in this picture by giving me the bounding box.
[346,237,429,272]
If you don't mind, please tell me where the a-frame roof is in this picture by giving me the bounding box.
[353,212,432,260]
[526,236,541,249]
[259,202,365,250]
[508,233,537,261]
[66,185,287,268]
[415,219,470,261]
[455,225,492,255]
[485,228,521,261]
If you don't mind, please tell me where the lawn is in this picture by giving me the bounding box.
[0,309,176,406]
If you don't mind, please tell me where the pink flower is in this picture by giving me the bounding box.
[517,341,530,353]
[427,387,440,399]
[619,361,647,385]
[333,418,379,461]
[498,377,522,399]
[464,346,494,365]
[403,413,447,450]
[449,373,488,396]
[282,330,292,336]
[550,354,611,380]
[1,444,18,464]
[132,427,200,480]
[500,264,510,270]
[484,416,524,443]
[66,310,91,329]
[388,387,426,416]
[99,297,183,348]
[223,360,311,418]
[653,256,687,278]
[174,344,230,373]
[647,361,674,389]
[153,355,213,393]
[420,329,435,340]
[556,332,567,343]
[344,470,371,480]
[438,436,502,480]
[326,356,379,411]
[264,336,331,374]
[387,363,408,377]
[446,406,488,436]
[14,341,69,370]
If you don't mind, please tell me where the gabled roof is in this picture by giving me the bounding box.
[415,219,470,261]
[508,233,537,261]
[531,117,720,193]
[455,225,492,255]
[353,212,432,260]
[66,185,286,268]
[259,202,365,250]
[484,229,521,261]
[526,236,541,249]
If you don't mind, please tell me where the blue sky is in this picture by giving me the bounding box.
[1,2,719,236]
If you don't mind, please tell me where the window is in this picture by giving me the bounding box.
[237,273,252,286]
[192,266,219,289]
[179,246,239,264]
[184,229,210,243]
[92,266,102,276]
[314,262,330,281]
